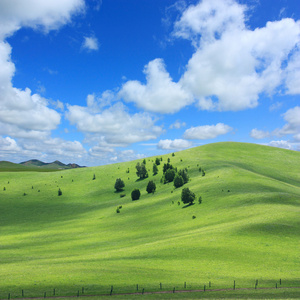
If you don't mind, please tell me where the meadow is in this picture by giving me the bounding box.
[0,142,299,299]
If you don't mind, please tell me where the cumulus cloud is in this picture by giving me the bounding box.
[82,36,99,51]
[173,0,246,45]
[0,0,86,139]
[0,136,21,152]
[273,106,300,140]
[119,58,193,114]
[169,120,186,129]
[157,139,192,150]
[0,0,85,39]
[250,129,270,139]
[268,140,293,150]
[184,123,232,140]
[66,101,164,146]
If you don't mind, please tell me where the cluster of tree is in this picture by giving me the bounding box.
[161,163,189,188]
[181,188,202,206]
[136,162,148,179]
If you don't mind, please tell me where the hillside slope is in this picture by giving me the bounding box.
[0,142,299,296]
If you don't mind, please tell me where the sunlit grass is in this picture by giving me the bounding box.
[0,142,299,299]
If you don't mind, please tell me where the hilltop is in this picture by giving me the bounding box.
[0,142,299,298]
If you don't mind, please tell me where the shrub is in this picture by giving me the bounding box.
[181,188,195,205]
[3,187,6,191]
[172,153,175,157]
[174,174,184,188]
[198,196,202,204]
[192,215,196,219]
[116,208,120,213]
[93,174,96,180]
[131,189,141,201]
[146,180,156,194]
[114,178,125,192]
[58,188,62,196]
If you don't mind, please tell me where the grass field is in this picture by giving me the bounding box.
[0,142,299,299]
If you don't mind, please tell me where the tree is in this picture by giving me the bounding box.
[153,163,158,175]
[58,188,62,196]
[131,188,141,201]
[181,188,195,205]
[146,180,156,194]
[178,168,189,184]
[155,157,160,165]
[114,178,125,192]
[163,163,173,173]
[93,174,96,180]
[174,174,184,188]
[136,162,148,179]
[165,168,176,183]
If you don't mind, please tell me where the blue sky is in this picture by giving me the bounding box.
[0,0,299,166]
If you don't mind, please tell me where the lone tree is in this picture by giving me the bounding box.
[136,162,148,179]
[181,188,195,205]
[58,188,62,196]
[174,174,184,188]
[153,163,158,175]
[131,188,141,201]
[114,178,125,192]
[146,180,156,194]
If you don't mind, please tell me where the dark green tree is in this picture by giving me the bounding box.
[163,163,174,173]
[198,196,202,204]
[178,168,189,184]
[136,162,148,179]
[165,168,176,183]
[143,158,146,165]
[114,178,125,191]
[131,188,141,201]
[58,188,62,196]
[173,174,184,188]
[93,174,96,180]
[153,163,158,175]
[155,157,160,165]
[181,188,195,205]
[146,180,156,194]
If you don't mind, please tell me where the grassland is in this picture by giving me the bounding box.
[0,142,299,299]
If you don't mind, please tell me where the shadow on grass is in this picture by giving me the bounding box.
[182,203,195,209]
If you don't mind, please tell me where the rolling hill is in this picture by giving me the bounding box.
[0,159,85,172]
[0,142,299,298]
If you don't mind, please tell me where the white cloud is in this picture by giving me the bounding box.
[66,101,164,146]
[173,0,246,45]
[268,140,293,150]
[169,0,300,112]
[273,106,300,139]
[0,0,85,39]
[119,58,193,114]
[184,123,232,140]
[250,129,270,140]
[0,0,86,140]
[169,120,186,129]
[82,36,99,51]
[157,139,192,150]
[0,136,21,152]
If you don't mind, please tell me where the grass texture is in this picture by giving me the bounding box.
[0,142,299,298]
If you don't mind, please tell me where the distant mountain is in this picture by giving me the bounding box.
[18,159,86,170]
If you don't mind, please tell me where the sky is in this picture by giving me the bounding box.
[0,0,299,166]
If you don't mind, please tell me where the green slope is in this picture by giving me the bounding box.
[0,142,299,298]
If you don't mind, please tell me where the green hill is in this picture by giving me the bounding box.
[0,142,299,298]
